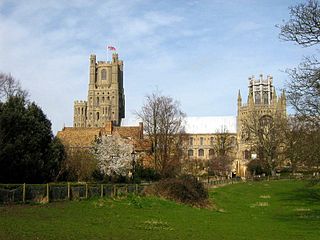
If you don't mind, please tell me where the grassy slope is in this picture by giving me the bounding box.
[0,180,319,240]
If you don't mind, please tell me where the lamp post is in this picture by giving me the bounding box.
[131,150,136,183]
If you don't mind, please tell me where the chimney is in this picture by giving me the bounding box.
[139,122,143,139]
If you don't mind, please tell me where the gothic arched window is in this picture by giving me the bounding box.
[101,69,107,80]
[209,149,215,156]
[244,150,250,160]
[198,149,204,157]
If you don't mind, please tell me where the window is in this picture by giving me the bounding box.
[200,137,204,145]
[210,137,214,145]
[230,137,236,147]
[188,149,193,157]
[101,69,107,80]
[244,150,250,160]
[97,112,100,120]
[209,149,215,156]
[263,91,269,104]
[255,92,261,104]
[97,97,99,105]
[198,149,204,157]
[189,137,193,146]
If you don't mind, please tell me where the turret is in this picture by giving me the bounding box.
[112,53,118,63]
[237,90,242,107]
[89,54,96,86]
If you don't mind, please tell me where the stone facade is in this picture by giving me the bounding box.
[236,74,287,176]
[186,133,237,160]
[74,53,125,127]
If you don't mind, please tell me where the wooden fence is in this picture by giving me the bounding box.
[0,182,149,204]
[1,175,317,204]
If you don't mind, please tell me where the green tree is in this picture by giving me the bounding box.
[0,96,65,183]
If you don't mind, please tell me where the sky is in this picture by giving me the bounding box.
[0,0,315,134]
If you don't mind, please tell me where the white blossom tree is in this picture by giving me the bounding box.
[93,135,134,178]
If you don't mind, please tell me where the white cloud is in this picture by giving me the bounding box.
[0,0,309,134]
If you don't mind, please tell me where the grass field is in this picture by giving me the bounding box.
[0,180,319,240]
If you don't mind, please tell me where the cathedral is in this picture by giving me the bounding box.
[58,52,287,177]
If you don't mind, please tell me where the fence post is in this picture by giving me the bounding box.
[135,184,138,195]
[22,183,26,203]
[67,182,70,200]
[100,184,103,198]
[85,183,88,199]
[46,183,50,203]
[113,185,116,197]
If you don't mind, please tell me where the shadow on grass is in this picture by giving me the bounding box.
[276,183,320,223]
[281,185,320,204]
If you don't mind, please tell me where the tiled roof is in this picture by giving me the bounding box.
[57,127,101,148]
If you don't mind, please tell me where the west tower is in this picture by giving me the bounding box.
[74,53,125,127]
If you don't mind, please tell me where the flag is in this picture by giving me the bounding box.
[107,46,116,51]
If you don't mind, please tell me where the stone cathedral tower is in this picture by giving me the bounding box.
[73,53,125,128]
[236,74,286,176]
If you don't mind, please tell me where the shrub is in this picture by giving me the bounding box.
[145,175,209,207]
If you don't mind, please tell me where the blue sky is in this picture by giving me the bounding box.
[0,0,315,133]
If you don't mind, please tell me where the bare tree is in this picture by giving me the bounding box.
[278,0,320,47]
[278,0,320,126]
[241,111,287,176]
[277,0,320,173]
[284,117,320,172]
[58,147,98,182]
[0,72,28,102]
[285,57,320,126]
[208,128,235,177]
[136,91,186,178]
[283,117,306,173]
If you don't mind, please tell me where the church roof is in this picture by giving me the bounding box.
[57,127,101,148]
[123,116,237,134]
[184,116,237,134]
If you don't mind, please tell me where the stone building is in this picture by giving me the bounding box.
[73,53,125,127]
[59,51,287,178]
[184,116,237,159]
[182,75,287,177]
[236,74,287,176]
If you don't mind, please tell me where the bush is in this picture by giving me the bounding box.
[145,175,209,207]
[135,164,161,182]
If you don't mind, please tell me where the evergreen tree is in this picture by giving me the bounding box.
[0,96,65,183]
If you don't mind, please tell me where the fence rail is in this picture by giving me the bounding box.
[201,174,318,188]
[0,182,149,204]
[1,175,318,204]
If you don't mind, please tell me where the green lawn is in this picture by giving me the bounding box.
[0,180,319,240]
